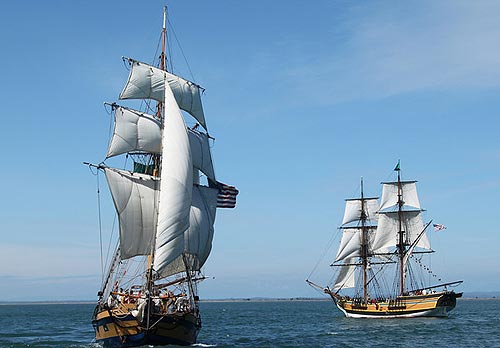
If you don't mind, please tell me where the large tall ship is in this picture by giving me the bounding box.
[307,162,462,318]
[86,6,238,347]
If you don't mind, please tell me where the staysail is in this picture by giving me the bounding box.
[153,78,194,279]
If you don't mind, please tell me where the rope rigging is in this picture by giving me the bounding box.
[167,17,197,84]
[96,169,104,285]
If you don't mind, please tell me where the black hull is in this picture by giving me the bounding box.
[93,307,201,347]
[146,312,201,346]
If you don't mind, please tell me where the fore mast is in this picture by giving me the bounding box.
[359,178,370,301]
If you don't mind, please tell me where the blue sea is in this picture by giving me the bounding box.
[0,299,499,347]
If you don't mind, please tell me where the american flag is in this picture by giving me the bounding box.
[433,223,447,231]
[215,181,239,208]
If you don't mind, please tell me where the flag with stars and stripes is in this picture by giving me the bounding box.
[433,223,446,231]
[211,181,239,208]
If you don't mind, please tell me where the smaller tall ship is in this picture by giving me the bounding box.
[85,6,237,347]
[307,162,462,318]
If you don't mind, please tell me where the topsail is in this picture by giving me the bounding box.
[106,105,216,181]
[106,106,162,158]
[120,59,207,129]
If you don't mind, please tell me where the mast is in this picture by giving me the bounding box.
[155,5,167,172]
[145,7,168,330]
[360,178,368,301]
[334,181,379,295]
[153,5,167,175]
[149,4,168,274]
[395,161,405,295]
[161,6,167,72]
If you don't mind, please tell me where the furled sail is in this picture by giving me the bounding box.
[104,168,159,259]
[153,81,193,279]
[119,59,206,129]
[106,106,161,158]
[371,210,431,254]
[342,198,379,225]
[379,181,420,211]
[333,260,356,290]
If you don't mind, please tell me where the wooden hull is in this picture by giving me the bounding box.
[92,306,200,347]
[330,291,462,318]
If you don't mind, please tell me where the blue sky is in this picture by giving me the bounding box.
[0,1,499,301]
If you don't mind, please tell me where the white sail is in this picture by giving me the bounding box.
[333,260,356,290]
[119,59,207,129]
[188,128,216,181]
[342,198,379,225]
[184,185,219,271]
[379,181,421,211]
[153,185,218,277]
[106,106,214,180]
[153,80,193,279]
[371,211,431,254]
[335,228,361,262]
[335,226,377,262]
[403,222,431,271]
[104,168,159,259]
[106,106,161,158]
[105,105,214,180]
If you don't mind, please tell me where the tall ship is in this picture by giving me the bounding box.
[307,162,462,318]
[86,6,238,347]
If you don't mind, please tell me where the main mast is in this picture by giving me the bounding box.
[154,5,167,167]
[146,7,168,323]
[360,178,369,301]
[395,161,405,295]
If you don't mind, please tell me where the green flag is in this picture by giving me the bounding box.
[394,161,400,171]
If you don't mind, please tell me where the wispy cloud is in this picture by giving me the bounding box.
[280,1,500,104]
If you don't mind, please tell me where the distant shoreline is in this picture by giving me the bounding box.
[0,295,498,305]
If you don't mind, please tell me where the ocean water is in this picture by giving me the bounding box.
[0,299,498,348]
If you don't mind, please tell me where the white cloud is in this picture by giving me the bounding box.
[282,1,500,104]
